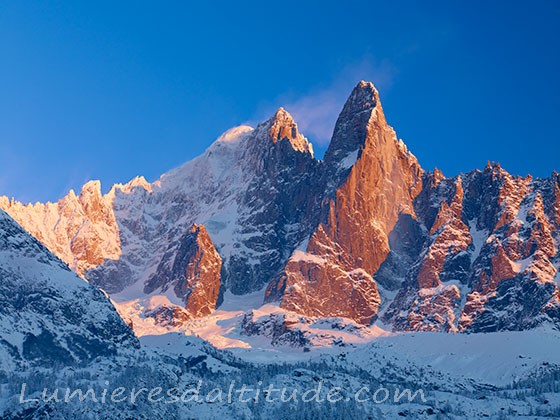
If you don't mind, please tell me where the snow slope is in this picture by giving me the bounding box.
[0,210,138,371]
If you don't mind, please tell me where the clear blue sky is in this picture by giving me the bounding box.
[1,1,559,202]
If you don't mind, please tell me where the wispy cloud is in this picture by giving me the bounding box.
[278,57,397,146]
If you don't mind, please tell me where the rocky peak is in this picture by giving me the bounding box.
[116,176,152,194]
[465,163,526,232]
[179,224,222,317]
[223,107,319,294]
[80,180,102,199]
[144,223,222,320]
[433,168,446,184]
[430,177,465,234]
[324,81,385,164]
[78,180,114,225]
[338,80,380,119]
[0,179,121,276]
[256,107,314,156]
[269,81,423,324]
[240,108,316,181]
[58,188,79,208]
[416,176,471,291]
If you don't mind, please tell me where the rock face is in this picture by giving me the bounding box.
[145,224,222,319]
[0,210,137,371]
[2,81,560,333]
[0,110,318,326]
[226,109,318,294]
[266,81,423,324]
[384,164,560,332]
[0,180,120,276]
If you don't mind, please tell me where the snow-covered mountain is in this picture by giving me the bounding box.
[2,81,560,336]
[0,209,137,372]
[384,165,560,332]
[3,81,560,419]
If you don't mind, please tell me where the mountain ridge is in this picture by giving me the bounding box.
[2,80,560,335]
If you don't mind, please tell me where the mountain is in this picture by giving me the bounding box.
[0,114,317,323]
[383,164,560,332]
[266,81,423,324]
[2,81,560,334]
[0,209,137,371]
[144,223,222,324]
